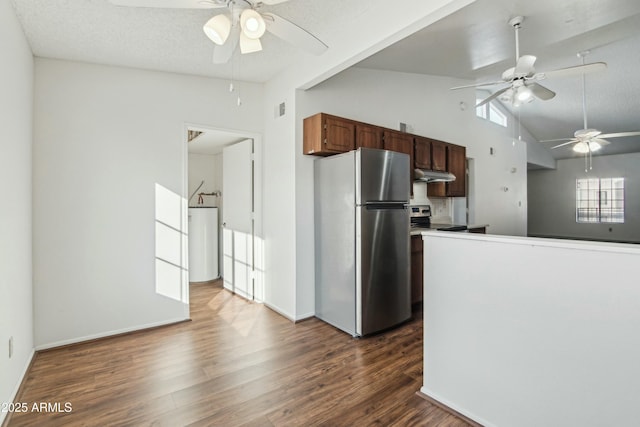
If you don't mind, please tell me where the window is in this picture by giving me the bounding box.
[476,98,507,127]
[476,100,487,119]
[576,178,624,223]
[489,103,507,127]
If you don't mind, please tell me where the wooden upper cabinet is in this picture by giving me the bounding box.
[414,136,432,170]
[303,113,355,155]
[383,130,414,194]
[383,130,413,162]
[356,124,383,150]
[382,129,413,177]
[431,139,447,172]
[427,143,467,197]
[302,113,464,196]
[447,144,466,197]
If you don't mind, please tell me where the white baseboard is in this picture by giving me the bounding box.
[264,302,296,322]
[419,386,493,427]
[0,348,35,426]
[34,317,189,351]
[295,311,315,322]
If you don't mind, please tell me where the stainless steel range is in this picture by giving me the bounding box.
[410,205,432,228]
[410,204,468,232]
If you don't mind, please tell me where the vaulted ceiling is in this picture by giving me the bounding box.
[356,0,640,160]
[10,0,640,160]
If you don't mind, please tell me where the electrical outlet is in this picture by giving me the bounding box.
[9,336,13,359]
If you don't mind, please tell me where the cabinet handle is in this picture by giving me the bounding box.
[323,138,327,144]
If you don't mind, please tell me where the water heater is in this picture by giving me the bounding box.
[188,207,219,282]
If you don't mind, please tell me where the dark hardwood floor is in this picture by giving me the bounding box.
[7,281,470,426]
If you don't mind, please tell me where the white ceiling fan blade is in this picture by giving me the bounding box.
[593,138,611,146]
[212,29,239,64]
[109,0,224,8]
[551,140,579,149]
[260,0,290,4]
[263,13,328,55]
[450,80,507,90]
[514,55,536,77]
[476,87,510,108]
[598,131,640,139]
[540,137,573,143]
[533,62,607,81]
[529,82,555,101]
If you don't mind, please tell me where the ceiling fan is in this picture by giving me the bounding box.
[108,0,328,63]
[541,51,640,170]
[451,16,607,108]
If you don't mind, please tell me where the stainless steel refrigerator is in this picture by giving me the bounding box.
[315,148,411,337]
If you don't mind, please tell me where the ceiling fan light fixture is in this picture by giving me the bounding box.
[573,141,602,153]
[588,141,602,152]
[240,9,266,39]
[203,14,231,45]
[573,142,589,153]
[240,31,263,54]
[516,85,533,102]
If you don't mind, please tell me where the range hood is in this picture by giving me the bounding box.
[414,168,456,183]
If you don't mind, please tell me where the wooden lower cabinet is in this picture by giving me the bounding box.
[410,235,423,305]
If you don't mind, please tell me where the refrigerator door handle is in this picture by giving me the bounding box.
[363,202,409,210]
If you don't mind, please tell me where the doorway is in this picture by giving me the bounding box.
[184,125,263,307]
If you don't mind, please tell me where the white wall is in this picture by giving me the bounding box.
[528,152,640,242]
[421,232,640,427]
[294,67,528,318]
[33,59,263,348]
[188,153,222,208]
[526,136,556,170]
[0,0,35,420]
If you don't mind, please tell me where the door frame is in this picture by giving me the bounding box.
[182,123,263,311]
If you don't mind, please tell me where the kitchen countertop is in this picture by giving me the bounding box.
[410,223,489,236]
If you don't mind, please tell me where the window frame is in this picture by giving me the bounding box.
[576,177,625,224]
[475,94,508,128]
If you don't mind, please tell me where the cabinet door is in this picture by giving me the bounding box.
[303,113,355,156]
[410,235,423,305]
[356,124,383,150]
[383,130,414,171]
[446,145,466,197]
[383,131,414,193]
[414,136,431,170]
[325,116,355,153]
[431,140,447,172]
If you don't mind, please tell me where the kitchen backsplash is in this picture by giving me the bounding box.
[411,181,466,224]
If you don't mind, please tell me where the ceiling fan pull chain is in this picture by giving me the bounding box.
[584,152,588,173]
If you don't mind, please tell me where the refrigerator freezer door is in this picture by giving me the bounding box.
[356,204,411,336]
[356,148,410,204]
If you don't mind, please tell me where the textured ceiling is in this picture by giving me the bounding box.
[9,0,375,83]
[11,0,640,160]
[356,0,640,160]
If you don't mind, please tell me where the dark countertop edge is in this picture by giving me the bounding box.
[410,224,489,236]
